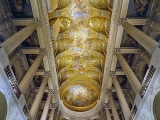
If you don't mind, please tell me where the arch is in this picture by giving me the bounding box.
[153,91,160,120]
[0,91,7,120]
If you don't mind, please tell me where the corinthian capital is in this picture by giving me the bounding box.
[118,18,128,26]
[113,48,121,54]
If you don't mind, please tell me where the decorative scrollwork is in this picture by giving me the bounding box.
[48,89,54,95]
[113,48,121,54]
[44,71,51,77]
[103,102,109,108]
[40,48,47,55]
[50,103,57,109]
[118,18,127,26]
[33,18,42,27]
[106,89,112,95]
[109,71,116,77]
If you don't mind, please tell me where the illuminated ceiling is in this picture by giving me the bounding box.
[51,0,111,112]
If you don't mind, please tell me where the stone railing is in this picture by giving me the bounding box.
[4,65,21,98]
[23,105,32,120]
[139,65,156,98]
[129,105,137,120]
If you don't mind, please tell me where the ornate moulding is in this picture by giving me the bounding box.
[37,0,61,102]
[52,0,111,115]
[100,0,122,103]
[60,74,100,111]
[58,66,103,85]
[59,100,102,119]
[38,0,113,118]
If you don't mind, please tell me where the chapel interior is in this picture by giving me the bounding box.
[0,0,160,120]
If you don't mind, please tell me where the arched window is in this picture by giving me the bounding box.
[0,92,7,120]
[153,92,160,120]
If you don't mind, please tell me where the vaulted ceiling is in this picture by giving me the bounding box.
[50,0,111,112]
[2,0,153,119]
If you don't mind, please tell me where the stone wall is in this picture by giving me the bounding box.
[0,48,27,120]
[134,48,160,120]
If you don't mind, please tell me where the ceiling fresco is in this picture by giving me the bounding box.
[127,0,150,17]
[52,0,111,111]
[121,31,138,47]
[8,0,33,18]
[62,84,98,109]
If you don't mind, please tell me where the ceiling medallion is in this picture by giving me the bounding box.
[54,0,111,112]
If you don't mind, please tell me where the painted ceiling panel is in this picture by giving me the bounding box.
[52,0,111,112]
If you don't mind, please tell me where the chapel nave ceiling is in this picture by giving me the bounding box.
[51,0,112,112]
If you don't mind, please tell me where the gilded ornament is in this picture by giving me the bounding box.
[53,0,111,112]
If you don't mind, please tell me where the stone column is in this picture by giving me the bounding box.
[49,109,55,120]
[0,22,8,31]
[126,93,134,106]
[113,76,130,119]
[122,21,158,54]
[30,77,49,119]
[2,22,38,54]
[40,94,52,120]
[19,53,44,94]
[105,109,112,120]
[141,52,151,65]
[108,93,120,120]
[116,53,141,93]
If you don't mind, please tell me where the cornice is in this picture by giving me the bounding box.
[100,0,130,105]
[40,0,61,101]
[100,0,123,103]
[30,0,60,103]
